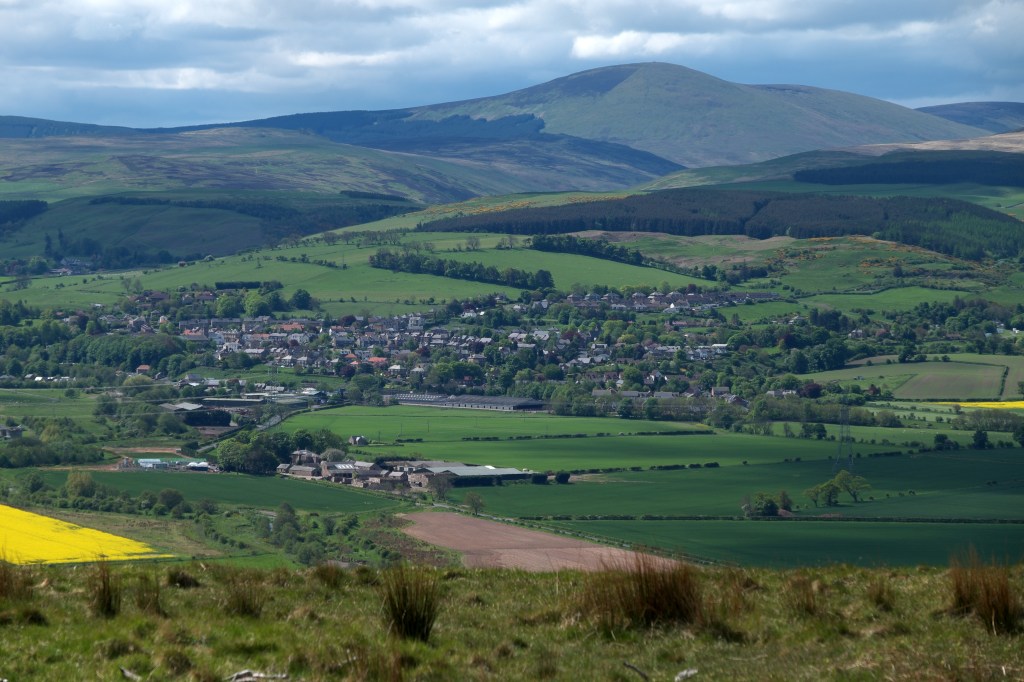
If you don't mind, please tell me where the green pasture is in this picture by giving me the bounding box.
[555,519,1024,567]
[800,356,1010,401]
[277,406,902,471]
[0,388,108,434]
[803,287,970,315]
[279,405,707,443]
[432,245,706,290]
[450,448,1024,521]
[30,470,404,514]
[765,422,999,449]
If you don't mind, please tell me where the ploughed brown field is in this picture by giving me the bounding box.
[401,511,672,572]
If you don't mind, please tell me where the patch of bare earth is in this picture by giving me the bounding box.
[401,511,673,572]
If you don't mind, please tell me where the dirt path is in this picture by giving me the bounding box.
[401,512,672,572]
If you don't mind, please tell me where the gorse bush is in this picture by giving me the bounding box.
[950,550,1022,635]
[379,564,442,641]
[580,554,704,630]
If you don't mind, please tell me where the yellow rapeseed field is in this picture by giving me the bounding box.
[0,504,170,565]
[940,401,1024,410]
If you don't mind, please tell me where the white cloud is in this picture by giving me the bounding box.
[0,0,1020,125]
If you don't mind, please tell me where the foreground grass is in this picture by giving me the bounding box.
[0,560,1020,680]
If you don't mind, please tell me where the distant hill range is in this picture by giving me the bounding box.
[146,62,987,169]
[917,102,1024,134]
[0,63,1000,199]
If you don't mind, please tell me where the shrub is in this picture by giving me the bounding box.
[379,564,442,641]
[554,471,571,484]
[166,568,201,589]
[579,554,704,630]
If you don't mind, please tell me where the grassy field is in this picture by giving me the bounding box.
[800,355,1015,401]
[449,449,1024,522]
[555,519,1024,567]
[440,245,706,290]
[276,405,908,472]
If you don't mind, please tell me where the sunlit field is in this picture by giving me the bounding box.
[0,505,170,565]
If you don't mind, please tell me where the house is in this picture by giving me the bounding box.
[0,424,24,440]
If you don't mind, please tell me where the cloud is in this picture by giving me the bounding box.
[0,0,1020,126]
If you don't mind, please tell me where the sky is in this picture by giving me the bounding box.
[1,0,1022,128]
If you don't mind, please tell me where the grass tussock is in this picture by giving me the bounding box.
[222,570,266,618]
[89,561,121,619]
[950,551,1022,635]
[0,557,33,602]
[134,572,165,616]
[379,564,442,642]
[579,554,704,630]
[867,575,897,612]
[785,573,825,617]
[311,562,348,589]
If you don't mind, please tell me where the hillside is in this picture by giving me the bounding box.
[1,63,987,187]
[918,102,1024,134]
[0,556,1020,680]
[406,63,986,167]
[0,125,681,204]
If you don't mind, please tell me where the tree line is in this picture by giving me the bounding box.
[369,248,554,290]
[416,188,1023,260]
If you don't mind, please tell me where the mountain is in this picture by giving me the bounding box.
[1,63,987,178]
[397,63,987,167]
[917,102,1024,134]
[156,63,987,169]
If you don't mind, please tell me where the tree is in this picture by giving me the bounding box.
[464,492,485,515]
[751,492,779,517]
[65,471,96,498]
[832,470,870,502]
[431,473,453,501]
[157,488,185,510]
[290,288,314,310]
[972,429,990,449]
[554,471,571,484]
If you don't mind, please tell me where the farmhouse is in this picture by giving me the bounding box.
[0,424,24,439]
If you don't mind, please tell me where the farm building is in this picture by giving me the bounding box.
[387,393,544,411]
[0,424,24,440]
[409,464,531,488]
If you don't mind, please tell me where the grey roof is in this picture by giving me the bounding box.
[426,465,529,477]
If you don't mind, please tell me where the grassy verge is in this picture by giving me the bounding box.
[0,560,1019,679]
